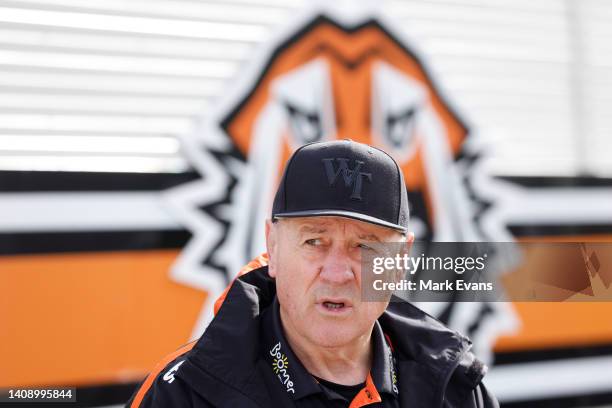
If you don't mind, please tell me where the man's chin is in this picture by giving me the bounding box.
[306,323,361,348]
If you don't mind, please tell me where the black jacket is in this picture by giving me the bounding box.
[126,262,498,408]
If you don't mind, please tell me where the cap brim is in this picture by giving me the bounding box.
[273,210,407,233]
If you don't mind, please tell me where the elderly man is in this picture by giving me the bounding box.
[127,140,498,407]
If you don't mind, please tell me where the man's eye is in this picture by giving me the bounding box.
[305,238,322,246]
[357,243,373,251]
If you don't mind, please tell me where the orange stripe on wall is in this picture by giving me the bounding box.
[516,234,612,243]
[494,234,612,352]
[0,250,206,388]
[495,302,612,352]
[2,245,611,387]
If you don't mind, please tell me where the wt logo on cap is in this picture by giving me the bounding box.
[322,158,372,201]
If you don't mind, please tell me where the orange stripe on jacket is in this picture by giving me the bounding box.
[213,253,270,315]
[130,341,196,408]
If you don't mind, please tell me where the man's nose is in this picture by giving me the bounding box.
[319,245,355,285]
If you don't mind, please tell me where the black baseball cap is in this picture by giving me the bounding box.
[271,139,409,233]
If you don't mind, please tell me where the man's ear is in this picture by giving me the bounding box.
[394,232,414,283]
[405,231,414,246]
[265,219,277,278]
[398,232,414,256]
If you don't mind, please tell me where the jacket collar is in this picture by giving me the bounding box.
[178,265,486,407]
[177,267,276,407]
[379,299,485,407]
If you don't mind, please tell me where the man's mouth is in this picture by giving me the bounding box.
[318,298,352,314]
[323,301,345,309]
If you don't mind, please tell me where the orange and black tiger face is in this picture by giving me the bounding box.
[219,15,474,256]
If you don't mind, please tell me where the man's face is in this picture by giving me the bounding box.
[266,216,411,348]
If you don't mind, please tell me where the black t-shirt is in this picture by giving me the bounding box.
[314,376,365,402]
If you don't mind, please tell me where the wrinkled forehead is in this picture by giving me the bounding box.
[275,216,404,242]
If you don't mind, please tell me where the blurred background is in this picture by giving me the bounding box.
[0,0,611,407]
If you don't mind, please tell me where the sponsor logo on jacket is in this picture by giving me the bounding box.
[163,360,185,384]
[390,354,399,394]
[270,342,295,394]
